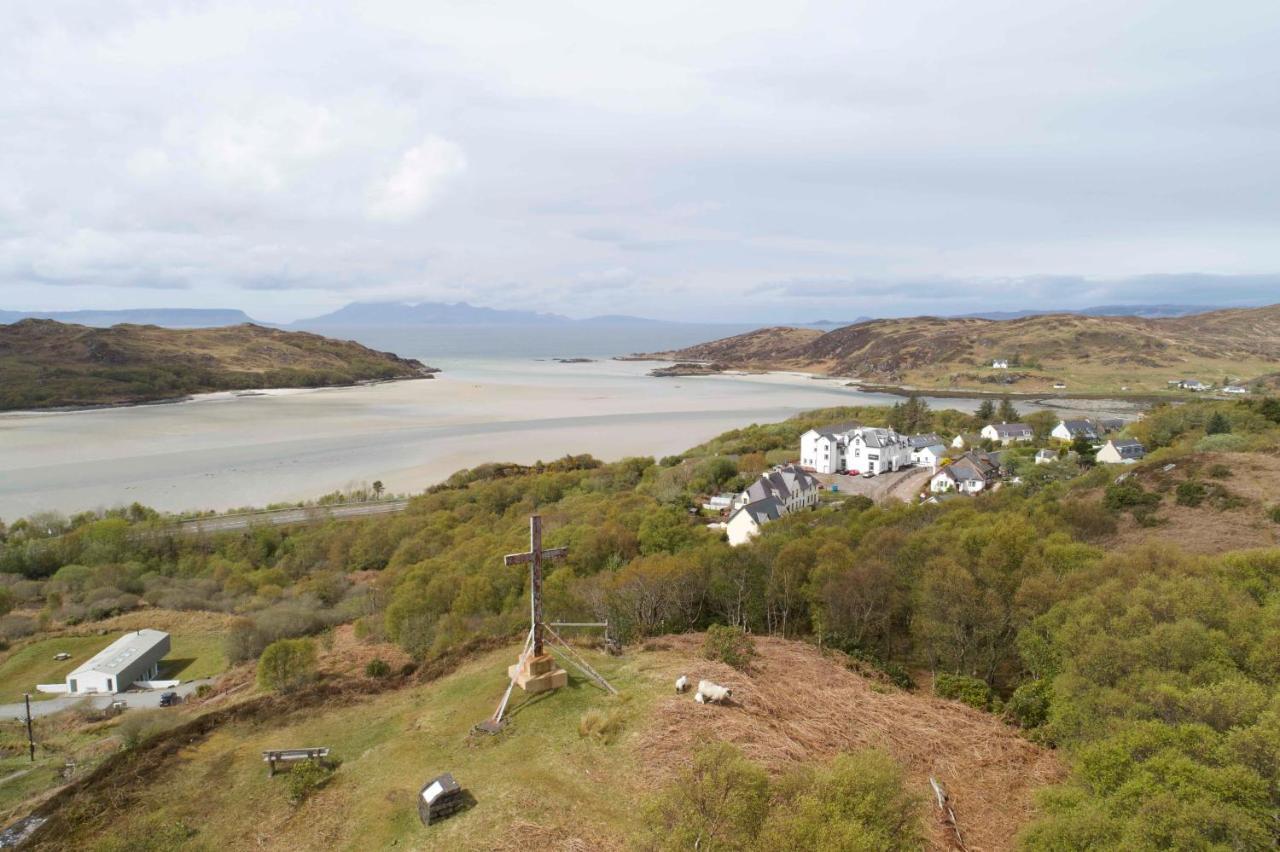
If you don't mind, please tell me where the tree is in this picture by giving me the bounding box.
[371,480,384,499]
[1205,411,1231,435]
[0,586,12,617]
[642,742,770,851]
[997,397,1020,422]
[257,638,317,692]
[976,400,996,421]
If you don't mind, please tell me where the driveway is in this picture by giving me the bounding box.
[0,678,214,720]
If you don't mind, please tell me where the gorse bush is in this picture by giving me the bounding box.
[257,638,317,693]
[286,758,334,805]
[933,673,992,710]
[702,624,756,671]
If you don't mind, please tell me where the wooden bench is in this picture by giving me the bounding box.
[262,747,330,777]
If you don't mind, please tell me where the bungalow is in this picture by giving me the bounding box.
[980,422,1034,445]
[63,629,171,695]
[1051,419,1099,442]
[1223,385,1249,395]
[1034,448,1059,465]
[992,359,1009,369]
[1174,379,1211,392]
[930,451,1002,495]
[1096,438,1146,465]
[1052,382,1067,390]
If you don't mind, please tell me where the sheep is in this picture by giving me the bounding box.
[675,675,690,694]
[695,680,731,704]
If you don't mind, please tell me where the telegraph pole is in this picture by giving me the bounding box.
[24,693,35,762]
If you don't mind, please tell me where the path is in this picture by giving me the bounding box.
[177,499,409,534]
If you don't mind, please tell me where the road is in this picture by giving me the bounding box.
[0,679,214,720]
[178,499,410,534]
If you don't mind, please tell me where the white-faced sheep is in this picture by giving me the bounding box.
[675,675,690,694]
[695,680,731,704]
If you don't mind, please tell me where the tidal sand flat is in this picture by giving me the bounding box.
[0,360,951,518]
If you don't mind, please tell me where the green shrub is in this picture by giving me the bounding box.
[702,624,756,671]
[1102,482,1159,511]
[758,750,922,851]
[1269,505,1280,524]
[257,638,317,693]
[194,683,213,699]
[642,742,769,851]
[1207,463,1232,479]
[364,658,391,678]
[934,673,991,710]
[1005,679,1052,729]
[286,757,334,805]
[1175,481,1207,507]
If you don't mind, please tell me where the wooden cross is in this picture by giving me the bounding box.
[504,515,567,657]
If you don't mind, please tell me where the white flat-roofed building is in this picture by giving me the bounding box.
[65,629,171,695]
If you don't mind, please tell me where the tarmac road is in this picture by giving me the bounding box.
[1,678,214,720]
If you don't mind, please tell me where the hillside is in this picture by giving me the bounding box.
[643,304,1280,393]
[18,636,1058,851]
[0,319,436,410]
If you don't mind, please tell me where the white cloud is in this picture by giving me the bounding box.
[367,135,466,222]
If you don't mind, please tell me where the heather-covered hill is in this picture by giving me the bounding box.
[0,319,436,410]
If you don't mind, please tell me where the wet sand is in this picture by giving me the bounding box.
[0,359,1116,518]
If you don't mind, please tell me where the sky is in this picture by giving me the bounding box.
[2,1,1279,324]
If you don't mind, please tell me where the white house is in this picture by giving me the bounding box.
[1034,449,1059,465]
[930,452,1002,495]
[951,432,982,450]
[799,423,858,474]
[1051,419,1099,443]
[910,442,947,471]
[726,498,782,546]
[980,422,1034,445]
[1223,385,1249,395]
[992,359,1010,369]
[846,427,913,475]
[63,630,171,695]
[726,465,820,546]
[1096,438,1146,465]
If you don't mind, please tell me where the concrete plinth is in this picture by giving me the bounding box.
[508,653,567,694]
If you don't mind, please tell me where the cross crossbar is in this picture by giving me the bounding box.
[503,515,567,656]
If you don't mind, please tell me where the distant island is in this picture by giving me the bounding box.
[0,320,437,411]
[634,304,1280,395]
[0,308,260,328]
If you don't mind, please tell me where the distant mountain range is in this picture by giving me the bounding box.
[289,301,671,327]
[0,308,259,327]
[0,301,1246,331]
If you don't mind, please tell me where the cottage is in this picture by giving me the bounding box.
[1223,385,1249,395]
[992,359,1009,369]
[980,422,1034,445]
[1096,438,1146,465]
[1051,419,1099,442]
[1034,449,1059,465]
[951,432,982,450]
[911,442,947,471]
[64,630,170,695]
[726,496,782,546]
[930,451,1002,495]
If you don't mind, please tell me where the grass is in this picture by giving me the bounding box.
[50,646,660,851]
[0,628,229,704]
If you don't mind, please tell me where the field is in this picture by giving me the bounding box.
[24,636,1060,851]
[0,611,234,703]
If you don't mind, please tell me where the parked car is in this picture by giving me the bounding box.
[109,700,128,714]
[159,692,179,707]
[862,470,877,478]
[846,469,860,477]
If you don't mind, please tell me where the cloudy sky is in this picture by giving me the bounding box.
[2,1,1279,323]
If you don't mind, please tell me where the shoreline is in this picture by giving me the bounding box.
[0,372,436,417]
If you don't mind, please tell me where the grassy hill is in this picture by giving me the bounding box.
[16,635,1057,851]
[0,319,436,411]
[642,304,1280,394]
